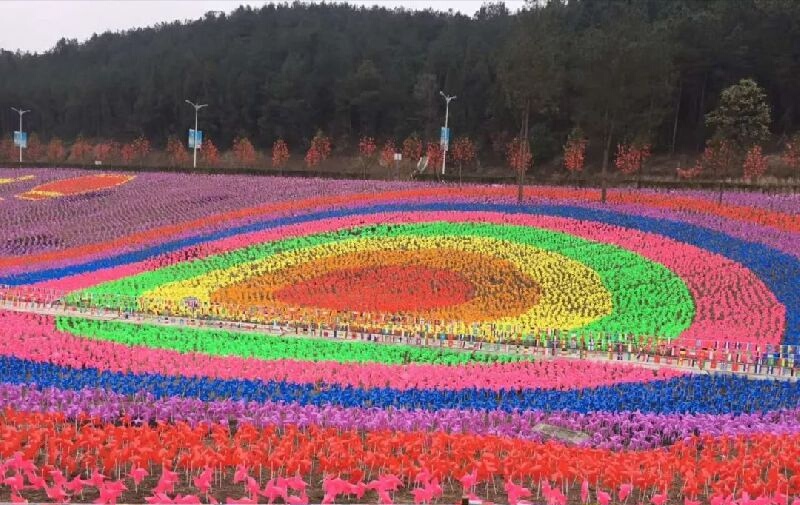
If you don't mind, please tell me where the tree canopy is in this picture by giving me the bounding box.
[1,0,799,165]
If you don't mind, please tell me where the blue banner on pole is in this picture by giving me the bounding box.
[13,131,27,149]
[188,129,203,149]
[440,127,449,144]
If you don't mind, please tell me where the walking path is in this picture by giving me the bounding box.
[2,300,795,382]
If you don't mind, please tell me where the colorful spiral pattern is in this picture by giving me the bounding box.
[0,169,799,502]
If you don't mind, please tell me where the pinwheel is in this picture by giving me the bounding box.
[65,475,90,495]
[6,179,797,347]
[503,480,531,505]
[244,476,261,500]
[130,467,149,488]
[146,492,176,504]
[44,484,69,503]
[3,474,24,494]
[173,495,201,505]
[95,480,128,505]
[651,491,668,505]
[233,465,249,484]
[618,483,633,502]
[191,468,213,495]
[2,170,800,504]
[154,468,178,495]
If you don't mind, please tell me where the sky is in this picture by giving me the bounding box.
[0,0,525,54]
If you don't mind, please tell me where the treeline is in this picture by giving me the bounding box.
[2,0,800,170]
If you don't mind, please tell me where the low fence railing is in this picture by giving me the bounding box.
[1,284,797,379]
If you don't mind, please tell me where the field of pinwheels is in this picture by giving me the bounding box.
[0,168,799,504]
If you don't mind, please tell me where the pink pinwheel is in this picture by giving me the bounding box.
[580,480,589,504]
[65,476,90,495]
[49,470,67,488]
[379,474,402,492]
[233,465,249,484]
[597,489,611,505]
[8,453,36,474]
[322,476,351,504]
[225,498,257,505]
[544,484,566,505]
[410,477,441,503]
[414,469,432,485]
[684,498,700,505]
[652,492,668,505]
[4,474,25,494]
[130,466,149,487]
[146,493,176,504]
[286,476,307,492]
[368,475,402,505]
[10,493,27,504]
[348,481,368,500]
[89,469,108,489]
[24,469,46,490]
[459,469,478,493]
[287,494,309,505]
[504,480,531,505]
[261,479,289,504]
[95,481,128,505]
[412,486,435,504]
[426,478,443,501]
[45,484,69,504]
[619,483,633,502]
[174,495,202,504]
[154,470,178,496]
[192,468,213,495]
[244,477,261,500]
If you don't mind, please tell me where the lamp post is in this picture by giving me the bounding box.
[10,107,30,163]
[439,91,456,176]
[185,100,207,168]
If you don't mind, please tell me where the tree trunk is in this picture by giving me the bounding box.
[601,109,613,204]
[517,101,529,204]
[640,97,656,189]
[671,79,683,156]
[696,72,708,152]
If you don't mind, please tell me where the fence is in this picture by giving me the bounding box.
[1,284,797,379]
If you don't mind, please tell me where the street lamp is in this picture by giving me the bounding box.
[10,107,30,163]
[439,91,456,176]
[185,99,207,168]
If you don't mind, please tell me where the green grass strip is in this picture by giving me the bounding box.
[55,316,527,365]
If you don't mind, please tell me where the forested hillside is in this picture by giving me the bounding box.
[1,0,800,165]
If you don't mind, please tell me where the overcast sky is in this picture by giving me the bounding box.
[0,0,525,53]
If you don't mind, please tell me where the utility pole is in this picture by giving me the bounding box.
[10,107,30,163]
[439,91,456,176]
[185,100,207,168]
